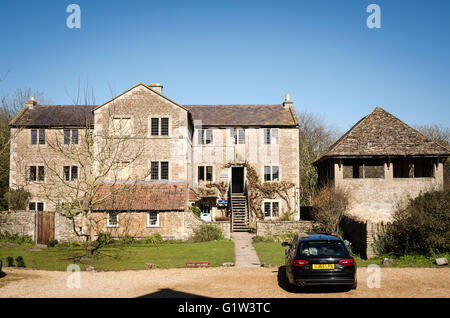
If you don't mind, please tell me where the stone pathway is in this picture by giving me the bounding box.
[232,232,260,267]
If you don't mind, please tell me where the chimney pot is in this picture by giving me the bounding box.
[149,83,163,95]
[283,93,293,109]
[25,96,37,110]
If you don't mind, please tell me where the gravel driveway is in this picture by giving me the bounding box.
[0,267,448,298]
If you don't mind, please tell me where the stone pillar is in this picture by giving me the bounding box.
[334,161,343,186]
[384,161,393,180]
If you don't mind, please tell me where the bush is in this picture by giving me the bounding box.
[0,231,33,245]
[190,206,201,218]
[6,256,14,267]
[95,232,114,246]
[144,233,164,244]
[3,187,31,210]
[252,232,296,243]
[15,256,25,268]
[312,185,349,233]
[47,239,58,248]
[375,190,450,256]
[119,234,136,245]
[191,224,223,243]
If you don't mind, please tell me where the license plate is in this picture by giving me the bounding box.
[312,264,335,270]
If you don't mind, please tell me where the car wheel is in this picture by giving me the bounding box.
[351,280,357,290]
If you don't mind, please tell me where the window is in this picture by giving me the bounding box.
[107,212,119,227]
[230,128,245,144]
[31,129,45,145]
[343,160,385,179]
[147,212,159,227]
[151,161,159,180]
[264,128,278,145]
[393,158,434,178]
[264,166,279,181]
[63,166,78,181]
[39,129,45,144]
[264,201,279,218]
[160,162,169,180]
[29,166,44,181]
[112,117,131,136]
[198,166,213,182]
[29,202,44,211]
[65,129,79,145]
[151,118,159,136]
[151,117,169,136]
[161,118,169,136]
[151,161,169,180]
[198,129,213,145]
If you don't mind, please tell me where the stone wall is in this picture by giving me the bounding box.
[255,220,316,237]
[0,210,35,240]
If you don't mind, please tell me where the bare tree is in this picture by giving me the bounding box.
[298,111,339,206]
[414,124,449,148]
[27,90,151,256]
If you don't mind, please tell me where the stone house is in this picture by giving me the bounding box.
[6,83,300,243]
[313,107,449,257]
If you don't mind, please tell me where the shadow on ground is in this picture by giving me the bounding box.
[277,266,352,294]
[0,271,6,278]
[138,288,208,298]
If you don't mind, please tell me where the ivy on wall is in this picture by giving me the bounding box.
[223,161,296,220]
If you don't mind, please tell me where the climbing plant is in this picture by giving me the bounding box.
[223,161,296,220]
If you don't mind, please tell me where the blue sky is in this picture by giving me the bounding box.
[0,0,449,132]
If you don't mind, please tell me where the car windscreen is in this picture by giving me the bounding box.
[298,240,347,258]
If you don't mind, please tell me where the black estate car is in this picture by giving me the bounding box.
[282,233,357,289]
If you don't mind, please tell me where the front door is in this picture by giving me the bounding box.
[200,203,212,222]
[231,167,244,193]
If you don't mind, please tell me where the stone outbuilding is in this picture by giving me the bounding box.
[314,107,449,257]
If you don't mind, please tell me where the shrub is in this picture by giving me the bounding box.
[0,231,33,245]
[312,185,349,233]
[15,256,25,268]
[3,187,32,210]
[144,233,164,244]
[95,232,114,246]
[47,239,58,248]
[119,234,136,245]
[6,256,14,267]
[375,190,450,256]
[252,232,296,243]
[190,206,202,218]
[191,224,223,243]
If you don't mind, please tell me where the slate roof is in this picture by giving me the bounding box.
[92,183,187,211]
[9,105,95,128]
[314,107,450,164]
[183,104,298,127]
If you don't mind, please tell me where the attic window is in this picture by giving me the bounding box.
[343,159,384,179]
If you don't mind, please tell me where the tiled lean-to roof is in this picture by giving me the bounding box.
[184,104,298,127]
[9,105,96,127]
[314,107,450,164]
[92,183,187,211]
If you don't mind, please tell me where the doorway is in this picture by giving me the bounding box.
[231,166,245,193]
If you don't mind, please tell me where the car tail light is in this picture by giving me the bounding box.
[339,259,355,266]
[291,260,309,267]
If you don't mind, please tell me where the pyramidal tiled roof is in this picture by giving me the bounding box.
[315,107,450,163]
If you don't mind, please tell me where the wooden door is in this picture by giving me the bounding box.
[37,212,55,244]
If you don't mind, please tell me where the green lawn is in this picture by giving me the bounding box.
[253,242,450,268]
[0,240,235,271]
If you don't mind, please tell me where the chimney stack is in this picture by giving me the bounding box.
[25,96,37,110]
[149,83,163,95]
[283,93,293,109]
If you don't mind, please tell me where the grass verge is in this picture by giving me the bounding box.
[0,240,235,271]
[253,242,449,268]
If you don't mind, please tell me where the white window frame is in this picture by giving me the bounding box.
[198,128,213,145]
[263,200,280,218]
[149,160,170,181]
[230,128,245,145]
[107,212,119,228]
[147,212,160,227]
[263,165,280,182]
[29,201,45,212]
[263,128,278,145]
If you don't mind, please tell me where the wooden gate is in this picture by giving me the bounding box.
[37,212,55,244]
